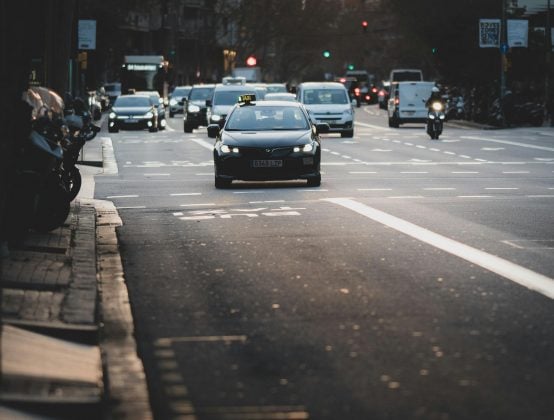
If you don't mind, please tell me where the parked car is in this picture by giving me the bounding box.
[183,84,215,132]
[108,94,158,133]
[296,81,354,137]
[169,85,192,117]
[103,82,121,104]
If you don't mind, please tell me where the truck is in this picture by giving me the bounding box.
[231,66,262,83]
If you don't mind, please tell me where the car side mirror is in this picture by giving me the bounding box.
[207,124,220,138]
[315,123,330,134]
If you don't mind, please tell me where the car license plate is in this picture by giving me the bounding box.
[127,118,138,123]
[252,160,283,168]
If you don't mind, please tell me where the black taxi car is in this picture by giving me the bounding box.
[208,95,329,188]
[108,94,158,133]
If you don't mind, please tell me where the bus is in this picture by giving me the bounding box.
[120,55,166,96]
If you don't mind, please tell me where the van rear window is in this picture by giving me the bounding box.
[392,71,422,82]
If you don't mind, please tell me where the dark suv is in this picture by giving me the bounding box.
[183,84,215,133]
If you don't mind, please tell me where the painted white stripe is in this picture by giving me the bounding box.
[101,137,119,175]
[324,198,554,300]
[180,203,216,207]
[107,195,139,198]
[249,200,285,204]
[462,136,554,152]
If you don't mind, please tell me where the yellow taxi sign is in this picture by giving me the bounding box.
[238,94,256,105]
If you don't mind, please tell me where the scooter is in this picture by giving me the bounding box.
[426,101,446,139]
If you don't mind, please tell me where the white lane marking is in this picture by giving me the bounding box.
[190,137,215,150]
[463,136,554,152]
[444,151,456,155]
[107,195,139,198]
[180,203,216,207]
[324,198,554,300]
[195,173,213,176]
[171,193,202,196]
[482,147,505,151]
[355,121,389,131]
[459,155,472,159]
[458,195,493,198]
[249,200,285,204]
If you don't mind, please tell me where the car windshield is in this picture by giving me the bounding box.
[172,88,190,97]
[303,89,348,105]
[226,106,309,131]
[114,96,152,107]
[213,90,255,106]
[266,84,287,93]
[190,88,214,101]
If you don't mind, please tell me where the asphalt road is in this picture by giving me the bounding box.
[95,106,554,420]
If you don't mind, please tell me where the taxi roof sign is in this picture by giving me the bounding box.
[238,94,256,105]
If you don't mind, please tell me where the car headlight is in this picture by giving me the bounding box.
[439,114,446,120]
[432,102,444,112]
[109,112,116,119]
[293,143,314,153]
[343,108,353,116]
[212,114,222,122]
[428,114,436,120]
[144,112,154,118]
[188,104,201,113]
[220,144,239,154]
[170,98,178,106]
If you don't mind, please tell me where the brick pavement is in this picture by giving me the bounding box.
[1,130,152,419]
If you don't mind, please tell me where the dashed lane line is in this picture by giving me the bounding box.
[324,197,554,300]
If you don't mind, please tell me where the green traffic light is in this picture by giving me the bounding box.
[347,64,355,71]
[322,50,331,58]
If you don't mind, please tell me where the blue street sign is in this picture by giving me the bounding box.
[500,43,509,54]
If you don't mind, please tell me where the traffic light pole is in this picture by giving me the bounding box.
[500,0,508,126]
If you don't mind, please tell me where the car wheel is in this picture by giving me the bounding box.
[215,176,231,189]
[341,130,354,138]
[184,124,193,133]
[306,175,321,187]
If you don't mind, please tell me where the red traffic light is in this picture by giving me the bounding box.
[362,21,368,27]
[246,55,257,66]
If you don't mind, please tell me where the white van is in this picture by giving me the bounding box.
[387,81,435,127]
[296,82,354,137]
[389,69,424,83]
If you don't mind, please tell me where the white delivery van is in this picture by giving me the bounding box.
[387,81,435,127]
[389,69,424,83]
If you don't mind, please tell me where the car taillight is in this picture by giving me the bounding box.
[394,98,400,105]
[364,95,370,101]
[378,90,385,97]
[371,87,378,93]
[354,88,361,96]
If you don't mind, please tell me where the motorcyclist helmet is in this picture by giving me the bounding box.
[432,87,440,93]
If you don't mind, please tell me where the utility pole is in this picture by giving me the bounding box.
[500,0,508,126]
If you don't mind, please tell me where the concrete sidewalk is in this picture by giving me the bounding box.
[1,129,152,419]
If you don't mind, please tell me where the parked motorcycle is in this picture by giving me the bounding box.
[7,88,73,240]
[426,101,446,139]
[61,103,100,200]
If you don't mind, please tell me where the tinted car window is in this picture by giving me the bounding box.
[190,88,214,100]
[114,96,152,107]
[172,87,190,97]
